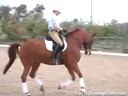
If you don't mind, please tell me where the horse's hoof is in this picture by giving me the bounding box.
[40,85,45,96]
[58,84,66,89]
[25,92,31,96]
[79,88,87,93]
[58,84,62,89]
[40,85,45,92]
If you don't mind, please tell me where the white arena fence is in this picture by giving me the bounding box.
[0,44,128,57]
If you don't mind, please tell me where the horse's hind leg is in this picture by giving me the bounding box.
[29,62,44,93]
[58,66,75,89]
[21,65,31,96]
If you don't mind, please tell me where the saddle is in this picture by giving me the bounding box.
[45,34,60,50]
[45,34,67,51]
[45,34,67,64]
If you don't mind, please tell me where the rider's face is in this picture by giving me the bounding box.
[54,11,60,16]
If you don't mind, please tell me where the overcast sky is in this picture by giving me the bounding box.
[0,0,128,24]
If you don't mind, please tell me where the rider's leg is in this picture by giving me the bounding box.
[50,44,61,64]
[48,31,63,46]
[48,31,63,64]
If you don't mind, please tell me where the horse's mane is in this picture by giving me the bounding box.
[66,29,81,37]
[70,28,81,33]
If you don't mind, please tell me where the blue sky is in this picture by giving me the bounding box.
[0,0,128,24]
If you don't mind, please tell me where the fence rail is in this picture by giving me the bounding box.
[0,37,128,53]
[93,37,128,53]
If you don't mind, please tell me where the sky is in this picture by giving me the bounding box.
[0,0,128,24]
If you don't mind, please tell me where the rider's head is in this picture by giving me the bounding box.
[53,10,61,16]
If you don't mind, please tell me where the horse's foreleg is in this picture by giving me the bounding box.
[33,77,44,91]
[71,64,86,92]
[58,67,75,89]
[21,66,31,96]
[29,63,44,93]
[79,77,86,92]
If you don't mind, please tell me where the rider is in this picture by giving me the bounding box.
[48,10,64,64]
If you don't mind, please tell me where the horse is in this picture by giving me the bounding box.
[3,29,96,96]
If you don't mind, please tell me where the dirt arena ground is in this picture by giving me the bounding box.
[0,47,128,96]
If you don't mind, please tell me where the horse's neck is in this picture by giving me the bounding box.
[66,34,83,50]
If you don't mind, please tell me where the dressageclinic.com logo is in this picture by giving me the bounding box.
[75,91,127,96]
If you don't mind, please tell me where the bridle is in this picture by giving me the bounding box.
[68,35,92,55]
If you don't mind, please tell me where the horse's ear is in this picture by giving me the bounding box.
[91,33,96,37]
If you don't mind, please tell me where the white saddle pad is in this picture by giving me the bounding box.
[44,39,67,51]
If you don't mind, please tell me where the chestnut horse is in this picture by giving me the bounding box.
[3,29,95,96]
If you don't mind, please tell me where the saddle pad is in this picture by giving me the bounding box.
[44,39,67,51]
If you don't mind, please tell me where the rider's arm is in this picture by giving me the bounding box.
[53,23,63,31]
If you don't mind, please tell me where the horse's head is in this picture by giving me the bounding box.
[67,29,96,55]
[66,29,96,55]
[83,32,96,55]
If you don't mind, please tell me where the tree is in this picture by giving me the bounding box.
[13,4,27,22]
[0,5,11,22]
[61,19,85,32]
[32,4,45,22]
[34,4,45,13]
[100,25,115,36]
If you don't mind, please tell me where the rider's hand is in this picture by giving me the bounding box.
[62,29,68,33]
[58,28,68,36]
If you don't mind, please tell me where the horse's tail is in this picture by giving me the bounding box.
[3,43,21,74]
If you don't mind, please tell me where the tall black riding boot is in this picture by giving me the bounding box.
[50,44,61,64]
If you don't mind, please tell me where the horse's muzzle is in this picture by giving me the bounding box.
[85,49,91,55]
